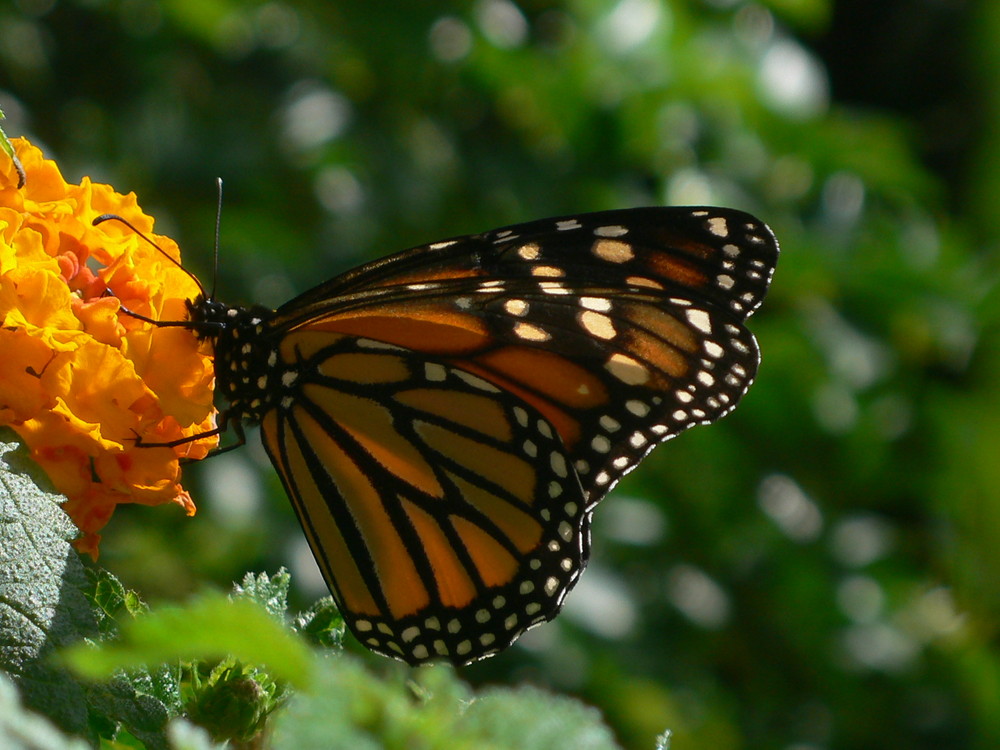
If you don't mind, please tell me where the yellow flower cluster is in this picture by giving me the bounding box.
[0,139,218,557]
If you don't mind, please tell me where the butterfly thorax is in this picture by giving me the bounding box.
[187,295,289,425]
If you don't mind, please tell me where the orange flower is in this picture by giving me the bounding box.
[0,138,218,557]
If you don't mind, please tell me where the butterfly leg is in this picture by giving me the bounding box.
[129,411,246,462]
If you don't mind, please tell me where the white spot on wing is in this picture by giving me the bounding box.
[625,400,650,417]
[580,296,612,312]
[599,415,621,432]
[517,243,541,260]
[707,216,729,237]
[539,281,571,295]
[454,369,501,392]
[579,310,616,340]
[531,265,565,277]
[592,239,635,263]
[504,299,529,316]
[425,363,447,381]
[605,353,649,384]
[514,322,551,341]
[550,452,568,477]
[686,308,712,334]
[357,338,407,351]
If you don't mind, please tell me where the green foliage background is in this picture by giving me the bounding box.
[1,0,997,747]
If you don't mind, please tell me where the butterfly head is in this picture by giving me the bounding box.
[185,294,227,336]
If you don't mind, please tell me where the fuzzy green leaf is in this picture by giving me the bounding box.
[85,675,172,750]
[232,569,290,619]
[291,597,344,650]
[0,672,90,750]
[460,685,620,750]
[84,568,149,640]
[0,433,98,737]
[272,658,620,750]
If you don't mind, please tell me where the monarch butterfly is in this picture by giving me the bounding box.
[119,205,778,665]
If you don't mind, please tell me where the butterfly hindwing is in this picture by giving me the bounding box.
[259,334,588,664]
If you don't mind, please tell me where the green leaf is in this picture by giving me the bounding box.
[0,672,90,750]
[85,675,172,750]
[232,569,291,619]
[61,591,314,689]
[272,658,620,750]
[270,657,447,750]
[79,569,177,746]
[184,656,289,744]
[460,685,620,750]
[84,568,150,640]
[0,432,99,737]
[291,596,345,650]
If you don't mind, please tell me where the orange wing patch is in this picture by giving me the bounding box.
[262,411,382,617]
[450,514,522,589]
[400,497,478,608]
[295,408,431,620]
[456,346,610,450]
[279,330,348,363]
[317,351,411,384]
[303,305,491,355]
[446,471,542,550]
[414,419,536,499]
[302,384,444,499]
[394,388,513,443]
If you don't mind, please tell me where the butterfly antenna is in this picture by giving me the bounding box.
[92,213,207,297]
[211,177,222,300]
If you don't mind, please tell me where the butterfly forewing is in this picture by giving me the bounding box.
[276,207,774,322]
[198,206,778,665]
[466,287,763,502]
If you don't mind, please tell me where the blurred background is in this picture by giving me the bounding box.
[1,0,997,747]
